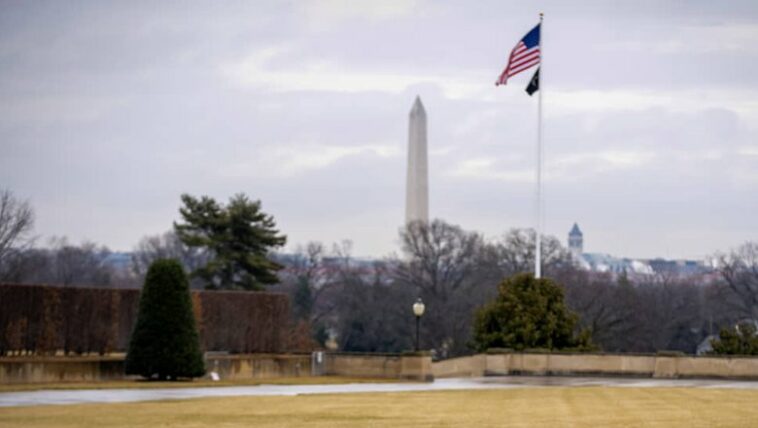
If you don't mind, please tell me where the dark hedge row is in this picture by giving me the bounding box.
[0,284,290,355]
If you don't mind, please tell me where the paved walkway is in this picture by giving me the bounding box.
[3,376,758,407]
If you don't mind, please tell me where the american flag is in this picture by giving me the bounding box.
[496,23,541,86]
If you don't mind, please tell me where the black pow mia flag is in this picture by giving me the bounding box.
[525,67,540,96]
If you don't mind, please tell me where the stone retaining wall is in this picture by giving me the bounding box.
[322,352,433,381]
[15,351,754,384]
[207,354,312,380]
[433,352,758,380]
[0,352,434,384]
[0,355,126,384]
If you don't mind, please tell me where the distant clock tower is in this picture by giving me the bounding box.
[568,223,583,259]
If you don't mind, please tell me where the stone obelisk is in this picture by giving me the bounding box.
[406,96,429,224]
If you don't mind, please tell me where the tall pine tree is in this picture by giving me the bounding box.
[174,193,286,290]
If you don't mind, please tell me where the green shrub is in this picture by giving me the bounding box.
[125,259,205,379]
[710,322,758,356]
[472,273,593,352]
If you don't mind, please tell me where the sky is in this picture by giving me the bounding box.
[1,0,757,260]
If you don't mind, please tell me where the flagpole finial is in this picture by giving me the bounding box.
[539,12,544,19]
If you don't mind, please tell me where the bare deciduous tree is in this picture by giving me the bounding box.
[332,256,414,353]
[131,230,209,288]
[274,241,340,345]
[397,220,487,297]
[22,237,117,287]
[394,220,491,357]
[49,237,113,286]
[488,228,574,278]
[0,189,35,280]
[717,242,758,320]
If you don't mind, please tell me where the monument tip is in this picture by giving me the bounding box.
[411,96,425,115]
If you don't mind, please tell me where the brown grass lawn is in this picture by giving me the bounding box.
[2,387,758,427]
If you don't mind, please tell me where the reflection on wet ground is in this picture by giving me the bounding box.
[3,376,758,407]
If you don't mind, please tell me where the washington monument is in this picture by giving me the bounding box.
[405,96,429,224]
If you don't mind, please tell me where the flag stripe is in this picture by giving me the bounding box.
[508,60,540,77]
[508,63,539,78]
[508,56,540,75]
[509,50,540,69]
[512,43,527,55]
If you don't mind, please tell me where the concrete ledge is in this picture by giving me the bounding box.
[1,352,435,384]
[400,352,433,382]
[324,352,433,382]
[9,351,754,384]
[207,353,312,380]
[1,356,127,384]
[433,352,758,380]
[0,354,313,384]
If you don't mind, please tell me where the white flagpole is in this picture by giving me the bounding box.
[535,12,544,279]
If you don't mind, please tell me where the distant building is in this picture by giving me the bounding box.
[565,223,710,278]
[647,258,711,276]
[568,223,583,259]
[103,252,132,271]
[580,253,654,276]
[696,335,717,355]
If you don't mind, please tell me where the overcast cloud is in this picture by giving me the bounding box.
[1,0,757,260]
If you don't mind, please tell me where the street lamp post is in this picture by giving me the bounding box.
[412,298,425,351]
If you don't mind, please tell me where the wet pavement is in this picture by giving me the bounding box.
[3,376,758,408]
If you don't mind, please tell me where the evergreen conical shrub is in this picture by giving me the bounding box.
[125,259,205,379]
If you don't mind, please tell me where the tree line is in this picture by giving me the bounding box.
[276,222,758,357]
[1,187,757,357]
